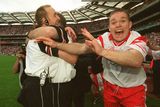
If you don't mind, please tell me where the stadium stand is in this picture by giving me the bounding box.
[0,0,159,55]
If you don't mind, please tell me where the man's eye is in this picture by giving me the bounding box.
[111,22,116,25]
[121,20,126,22]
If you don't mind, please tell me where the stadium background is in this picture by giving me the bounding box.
[0,0,160,107]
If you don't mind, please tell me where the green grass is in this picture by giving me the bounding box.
[0,55,21,107]
[0,55,160,107]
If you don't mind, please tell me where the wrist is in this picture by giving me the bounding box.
[56,42,61,48]
[51,48,59,57]
[91,37,95,41]
[100,49,106,57]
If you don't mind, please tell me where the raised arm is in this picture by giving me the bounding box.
[36,28,146,68]
[35,28,94,55]
[65,26,77,42]
[80,28,146,68]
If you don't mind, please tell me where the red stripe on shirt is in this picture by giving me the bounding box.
[97,35,104,47]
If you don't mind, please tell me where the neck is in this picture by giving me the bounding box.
[113,40,125,46]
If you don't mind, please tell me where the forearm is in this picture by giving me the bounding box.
[58,50,78,64]
[28,26,58,39]
[37,42,78,63]
[100,49,144,68]
[56,42,91,55]
[12,59,20,74]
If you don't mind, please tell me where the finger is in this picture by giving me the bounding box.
[93,40,101,48]
[69,32,75,38]
[43,41,49,45]
[80,27,84,31]
[80,28,86,34]
[81,27,86,31]
[67,31,72,37]
[85,40,92,47]
[35,39,42,43]
[71,32,76,39]
[81,29,93,40]
[85,39,91,43]
[35,37,49,42]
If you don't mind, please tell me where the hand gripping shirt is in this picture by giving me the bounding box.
[97,31,148,87]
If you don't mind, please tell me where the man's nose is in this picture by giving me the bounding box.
[116,22,121,27]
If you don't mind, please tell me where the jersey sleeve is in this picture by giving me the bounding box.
[129,36,148,58]
[38,42,58,57]
[49,25,68,43]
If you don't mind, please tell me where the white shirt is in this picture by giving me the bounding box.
[97,31,148,87]
[25,40,76,83]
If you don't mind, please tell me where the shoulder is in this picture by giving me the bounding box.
[102,32,110,37]
[97,32,110,40]
[131,31,141,37]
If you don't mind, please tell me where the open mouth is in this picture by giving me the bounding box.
[115,30,124,35]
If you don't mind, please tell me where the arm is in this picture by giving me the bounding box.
[34,28,93,55]
[37,42,78,64]
[35,28,144,67]
[58,50,78,64]
[28,26,59,39]
[29,26,77,64]
[35,37,144,67]
[29,26,77,41]
[36,37,92,55]
[80,28,145,68]
[56,42,92,55]
[51,27,93,55]
[87,39,144,68]
[12,58,20,74]
[101,49,144,67]
[12,51,25,73]
[65,26,77,42]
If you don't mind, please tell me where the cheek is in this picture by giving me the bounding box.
[109,26,114,31]
[125,23,131,29]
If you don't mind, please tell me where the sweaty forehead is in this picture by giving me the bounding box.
[110,12,128,21]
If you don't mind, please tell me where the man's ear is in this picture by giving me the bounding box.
[108,27,111,31]
[129,21,132,29]
[45,18,49,26]
[42,17,49,26]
